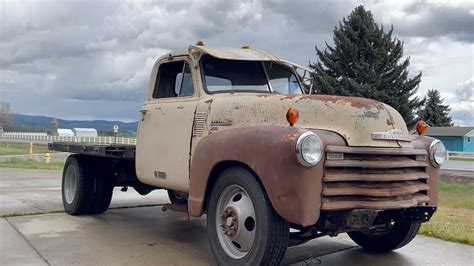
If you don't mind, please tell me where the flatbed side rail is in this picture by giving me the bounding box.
[48,142,135,159]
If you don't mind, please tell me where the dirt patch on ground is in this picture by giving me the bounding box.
[440,170,474,185]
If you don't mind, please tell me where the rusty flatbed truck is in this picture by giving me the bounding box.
[49,44,446,265]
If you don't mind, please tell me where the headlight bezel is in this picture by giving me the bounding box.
[429,139,446,167]
[295,131,324,167]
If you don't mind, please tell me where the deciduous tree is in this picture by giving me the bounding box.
[0,101,13,131]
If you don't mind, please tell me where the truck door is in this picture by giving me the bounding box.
[136,59,197,192]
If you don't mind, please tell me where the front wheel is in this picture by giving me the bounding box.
[347,221,421,253]
[207,167,289,265]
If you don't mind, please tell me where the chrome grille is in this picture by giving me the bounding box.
[322,146,430,211]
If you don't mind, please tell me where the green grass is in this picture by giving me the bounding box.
[419,181,474,245]
[0,158,64,170]
[0,143,51,156]
[438,181,474,209]
[449,157,474,162]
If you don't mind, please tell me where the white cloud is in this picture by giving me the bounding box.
[0,0,472,125]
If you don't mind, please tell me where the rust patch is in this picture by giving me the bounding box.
[279,95,299,100]
[298,94,386,111]
[187,126,346,226]
[411,135,439,206]
[162,203,187,213]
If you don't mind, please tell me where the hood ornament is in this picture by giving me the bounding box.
[371,129,411,142]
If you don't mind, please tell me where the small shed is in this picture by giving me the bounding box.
[72,128,98,137]
[423,127,474,152]
[57,128,75,137]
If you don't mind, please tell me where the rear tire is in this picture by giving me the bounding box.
[62,155,94,215]
[207,167,289,266]
[88,159,114,214]
[347,222,420,253]
[62,155,114,215]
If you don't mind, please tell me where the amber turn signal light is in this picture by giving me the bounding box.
[286,107,299,126]
[416,120,427,135]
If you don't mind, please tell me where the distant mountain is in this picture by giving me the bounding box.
[11,114,138,134]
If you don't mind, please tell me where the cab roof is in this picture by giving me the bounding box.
[190,45,281,61]
[164,44,313,73]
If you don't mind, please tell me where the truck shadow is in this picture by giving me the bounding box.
[100,206,413,265]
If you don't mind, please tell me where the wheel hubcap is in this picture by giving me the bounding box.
[215,185,256,259]
[220,207,239,237]
[64,164,77,204]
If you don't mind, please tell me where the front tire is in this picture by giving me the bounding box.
[207,167,289,265]
[347,222,420,253]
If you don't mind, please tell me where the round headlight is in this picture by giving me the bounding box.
[429,139,446,167]
[296,132,323,167]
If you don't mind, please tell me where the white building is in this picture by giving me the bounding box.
[57,128,75,137]
[72,128,98,137]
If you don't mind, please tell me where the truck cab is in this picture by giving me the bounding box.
[51,44,445,265]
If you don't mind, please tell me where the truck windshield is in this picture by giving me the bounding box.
[201,56,302,94]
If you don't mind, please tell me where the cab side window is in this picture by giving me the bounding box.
[153,61,194,98]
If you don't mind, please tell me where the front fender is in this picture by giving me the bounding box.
[411,135,440,206]
[187,125,345,226]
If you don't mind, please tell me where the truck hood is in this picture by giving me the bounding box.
[202,93,411,147]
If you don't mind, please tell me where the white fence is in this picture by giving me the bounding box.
[2,132,48,137]
[0,132,136,145]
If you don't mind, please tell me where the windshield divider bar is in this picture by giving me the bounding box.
[261,61,273,93]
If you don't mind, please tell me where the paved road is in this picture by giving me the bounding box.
[1,168,473,265]
[0,168,168,216]
[442,160,474,172]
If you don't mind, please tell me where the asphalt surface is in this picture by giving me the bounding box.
[1,168,473,265]
[442,160,474,172]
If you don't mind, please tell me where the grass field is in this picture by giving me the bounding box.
[419,181,474,245]
[0,158,64,170]
[0,143,51,156]
[449,157,474,162]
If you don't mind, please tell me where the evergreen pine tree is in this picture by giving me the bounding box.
[417,89,453,126]
[310,5,423,127]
